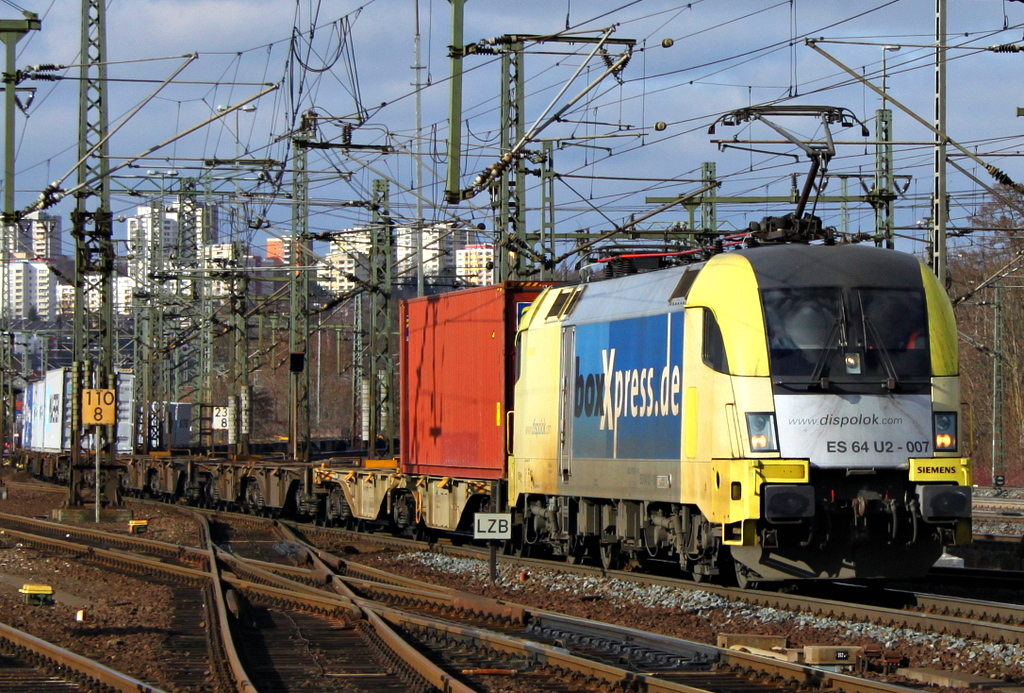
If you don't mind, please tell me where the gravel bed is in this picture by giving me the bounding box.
[973,487,1024,499]
[0,474,205,691]
[0,537,186,689]
[0,472,203,547]
[359,550,1024,686]
[972,519,1024,535]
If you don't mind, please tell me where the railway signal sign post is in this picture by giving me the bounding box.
[474,513,511,582]
[82,389,116,425]
[81,388,115,522]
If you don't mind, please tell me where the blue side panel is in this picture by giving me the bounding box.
[571,313,684,460]
[22,381,33,449]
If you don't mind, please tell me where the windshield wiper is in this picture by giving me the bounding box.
[856,293,899,389]
[808,318,844,388]
[861,315,899,389]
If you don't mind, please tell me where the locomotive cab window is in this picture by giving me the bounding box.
[546,286,585,320]
[762,286,929,390]
[702,308,729,373]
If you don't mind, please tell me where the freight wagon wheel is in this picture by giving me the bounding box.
[565,535,590,565]
[203,480,220,509]
[244,480,266,514]
[324,487,348,527]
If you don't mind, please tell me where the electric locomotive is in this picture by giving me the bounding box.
[511,242,970,585]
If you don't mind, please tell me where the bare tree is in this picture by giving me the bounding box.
[949,185,1024,486]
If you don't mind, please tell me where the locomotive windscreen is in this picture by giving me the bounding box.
[762,286,929,390]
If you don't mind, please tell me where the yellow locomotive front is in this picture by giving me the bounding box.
[510,242,970,585]
[684,243,971,585]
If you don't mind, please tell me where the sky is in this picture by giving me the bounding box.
[6,0,1024,270]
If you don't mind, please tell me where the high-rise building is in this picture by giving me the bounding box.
[113,275,136,315]
[125,200,220,273]
[6,260,60,321]
[318,230,369,295]
[13,211,65,259]
[394,224,469,285]
[317,224,473,295]
[265,237,291,265]
[455,243,495,286]
[203,243,253,298]
[57,284,75,316]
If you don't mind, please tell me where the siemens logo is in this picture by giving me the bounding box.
[574,351,682,431]
[916,465,956,475]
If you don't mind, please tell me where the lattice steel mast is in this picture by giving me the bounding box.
[0,12,39,460]
[289,113,312,465]
[70,0,117,508]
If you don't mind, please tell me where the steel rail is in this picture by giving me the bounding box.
[216,546,476,692]
[14,482,1024,667]
[0,509,254,691]
[321,524,1024,643]
[0,524,209,582]
[134,505,1024,646]
[298,522,1024,643]
[369,596,921,693]
[276,531,718,693]
[0,510,209,564]
[1,496,982,693]
[0,620,168,693]
[280,525,929,693]
[196,513,258,693]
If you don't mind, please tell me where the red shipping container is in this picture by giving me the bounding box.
[400,282,550,479]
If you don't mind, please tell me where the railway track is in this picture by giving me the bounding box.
[225,532,891,693]
[259,523,964,693]
[0,510,209,568]
[0,505,943,693]
[5,479,1024,690]
[278,519,1024,647]
[0,506,477,691]
[0,617,167,692]
[209,512,302,565]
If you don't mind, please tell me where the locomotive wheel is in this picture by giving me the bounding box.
[690,562,710,583]
[516,515,545,558]
[599,542,621,571]
[734,562,759,590]
[516,537,535,558]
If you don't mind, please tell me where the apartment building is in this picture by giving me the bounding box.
[455,243,495,286]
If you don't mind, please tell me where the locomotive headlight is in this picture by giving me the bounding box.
[844,352,861,374]
[933,412,958,452]
[746,412,779,453]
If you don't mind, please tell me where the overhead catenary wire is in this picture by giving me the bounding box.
[14,1,1024,275]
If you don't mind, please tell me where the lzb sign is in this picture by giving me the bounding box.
[473,513,511,540]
